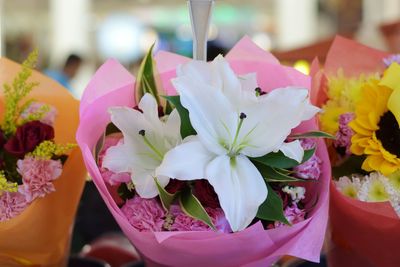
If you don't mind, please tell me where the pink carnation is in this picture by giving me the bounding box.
[0,191,28,221]
[121,196,166,232]
[17,157,62,202]
[20,102,57,126]
[333,113,354,155]
[293,139,322,180]
[170,205,231,233]
[383,54,400,67]
[274,203,306,228]
[100,135,131,186]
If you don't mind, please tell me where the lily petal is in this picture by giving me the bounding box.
[132,167,169,198]
[138,93,163,132]
[103,143,139,173]
[240,87,319,157]
[279,140,304,163]
[172,75,236,155]
[164,109,181,145]
[156,137,215,180]
[206,154,268,232]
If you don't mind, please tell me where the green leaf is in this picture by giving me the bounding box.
[251,148,316,169]
[179,188,216,230]
[332,155,367,178]
[256,183,290,225]
[105,122,121,135]
[289,131,335,139]
[252,161,304,182]
[154,177,177,210]
[117,183,135,201]
[135,43,160,104]
[163,95,196,138]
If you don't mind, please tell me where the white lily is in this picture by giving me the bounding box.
[156,56,319,231]
[103,93,181,198]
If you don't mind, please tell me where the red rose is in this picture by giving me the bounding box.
[4,121,54,158]
[165,179,186,194]
[194,180,220,208]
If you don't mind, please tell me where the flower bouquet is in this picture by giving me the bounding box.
[312,36,400,267]
[0,52,87,266]
[77,37,331,267]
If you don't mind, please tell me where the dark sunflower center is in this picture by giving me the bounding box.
[376,111,400,157]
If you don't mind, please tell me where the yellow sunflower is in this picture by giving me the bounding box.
[350,63,400,176]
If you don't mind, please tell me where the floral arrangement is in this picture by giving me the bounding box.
[77,37,331,266]
[317,42,400,213]
[0,53,86,266]
[0,51,75,221]
[312,36,400,267]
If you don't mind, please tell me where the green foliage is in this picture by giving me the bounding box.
[164,95,196,138]
[256,183,289,225]
[154,177,178,210]
[332,155,367,178]
[253,161,304,182]
[2,50,40,136]
[117,182,135,201]
[179,188,216,230]
[289,131,335,139]
[251,148,316,169]
[135,44,160,105]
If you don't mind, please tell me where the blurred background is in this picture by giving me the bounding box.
[1,0,400,98]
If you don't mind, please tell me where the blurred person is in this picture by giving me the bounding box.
[45,54,82,91]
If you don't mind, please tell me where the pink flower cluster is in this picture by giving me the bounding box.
[99,135,130,186]
[17,157,62,202]
[121,196,231,233]
[0,157,62,221]
[383,54,400,68]
[169,205,231,233]
[293,139,322,180]
[333,112,354,155]
[274,203,306,228]
[20,102,57,126]
[0,192,28,221]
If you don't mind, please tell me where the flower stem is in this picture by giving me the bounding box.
[139,130,164,161]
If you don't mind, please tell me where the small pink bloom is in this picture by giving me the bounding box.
[274,203,306,228]
[293,139,322,180]
[383,54,400,67]
[17,157,62,202]
[0,191,28,221]
[121,196,166,232]
[170,205,231,233]
[20,102,57,126]
[333,113,354,155]
[100,135,131,186]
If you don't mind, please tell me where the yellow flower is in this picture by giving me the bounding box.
[335,176,361,198]
[320,70,376,134]
[0,172,18,195]
[365,177,390,201]
[350,65,400,176]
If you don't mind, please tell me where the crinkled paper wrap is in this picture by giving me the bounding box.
[0,58,87,267]
[77,37,330,267]
[311,36,400,267]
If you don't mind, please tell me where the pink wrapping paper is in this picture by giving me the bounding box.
[77,37,330,267]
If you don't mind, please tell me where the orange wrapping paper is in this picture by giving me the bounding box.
[311,36,400,267]
[0,58,86,266]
